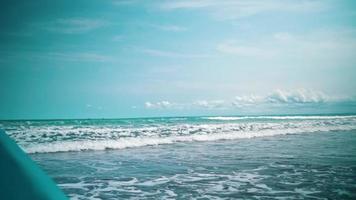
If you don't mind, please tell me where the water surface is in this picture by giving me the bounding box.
[1,115,356,199]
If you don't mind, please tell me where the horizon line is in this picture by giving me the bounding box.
[1,112,356,122]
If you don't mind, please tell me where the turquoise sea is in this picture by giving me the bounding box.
[1,115,356,199]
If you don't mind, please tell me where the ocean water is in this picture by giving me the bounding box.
[1,115,356,199]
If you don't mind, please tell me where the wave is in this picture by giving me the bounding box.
[203,115,356,121]
[24,123,356,153]
[1,115,355,154]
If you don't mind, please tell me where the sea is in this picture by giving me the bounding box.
[1,115,356,199]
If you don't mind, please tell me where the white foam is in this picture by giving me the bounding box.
[24,123,356,154]
[138,176,170,186]
[203,115,356,120]
[2,115,355,154]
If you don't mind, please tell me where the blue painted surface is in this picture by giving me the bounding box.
[0,130,68,200]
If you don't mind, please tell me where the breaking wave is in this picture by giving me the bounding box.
[1,115,356,153]
[203,115,356,121]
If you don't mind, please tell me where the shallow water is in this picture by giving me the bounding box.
[1,115,356,199]
[31,131,356,200]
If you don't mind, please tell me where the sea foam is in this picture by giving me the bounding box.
[203,115,356,120]
[1,115,356,153]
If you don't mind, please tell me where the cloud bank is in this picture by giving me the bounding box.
[143,89,350,111]
[233,89,328,108]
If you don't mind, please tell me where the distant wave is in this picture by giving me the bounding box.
[25,125,356,153]
[23,123,356,153]
[1,115,355,153]
[203,115,356,121]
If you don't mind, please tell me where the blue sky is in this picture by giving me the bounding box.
[1,0,356,119]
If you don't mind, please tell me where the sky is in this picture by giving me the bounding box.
[1,0,356,119]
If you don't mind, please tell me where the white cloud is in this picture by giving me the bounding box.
[144,102,154,108]
[233,95,263,107]
[139,48,208,58]
[217,29,356,63]
[112,0,138,6]
[194,100,226,109]
[47,52,114,62]
[160,1,215,10]
[159,0,327,20]
[144,99,226,110]
[3,51,114,63]
[86,104,103,110]
[145,101,173,109]
[233,89,329,108]
[159,101,172,108]
[266,89,327,104]
[42,18,109,34]
[152,24,187,32]
[144,89,349,110]
[217,41,276,58]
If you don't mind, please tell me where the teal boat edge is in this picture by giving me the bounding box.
[0,130,68,200]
